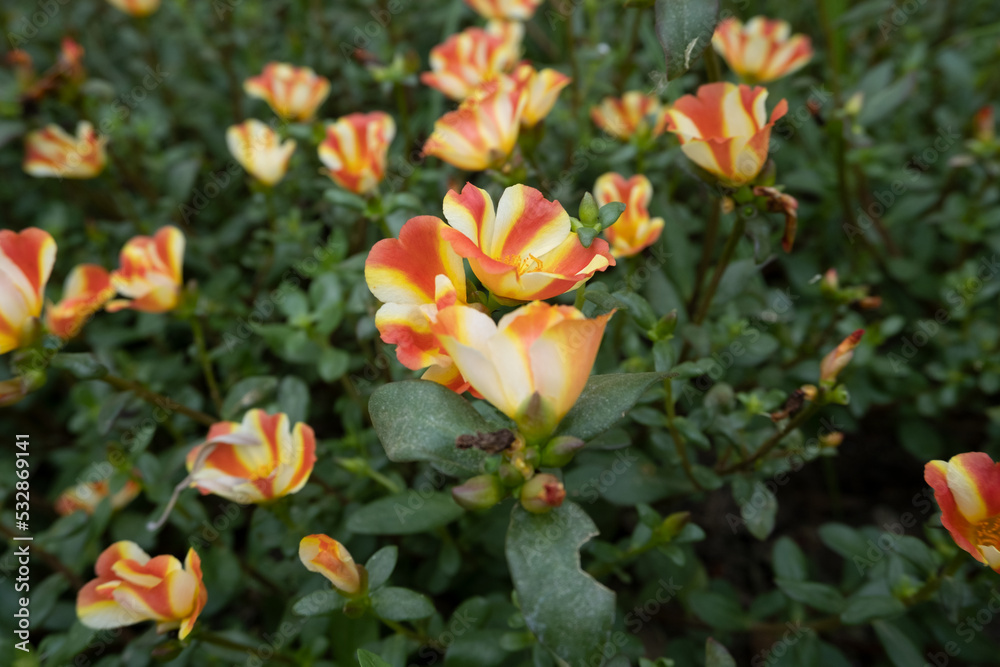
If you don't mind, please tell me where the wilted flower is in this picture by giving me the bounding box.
[77,541,206,640]
[464,0,543,20]
[593,173,665,258]
[0,227,56,354]
[23,121,107,179]
[712,16,813,84]
[185,409,316,503]
[520,473,566,513]
[439,183,614,300]
[590,92,669,141]
[665,82,787,186]
[106,0,161,17]
[925,453,1000,572]
[819,329,864,385]
[318,112,396,195]
[423,83,525,171]
[299,534,362,595]
[107,226,184,314]
[421,26,520,100]
[753,185,799,252]
[55,477,141,516]
[244,63,331,122]
[509,63,571,127]
[45,264,114,340]
[226,120,296,186]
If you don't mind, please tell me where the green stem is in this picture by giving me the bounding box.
[665,379,702,491]
[197,631,296,663]
[703,44,722,83]
[717,401,822,474]
[101,374,217,426]
[693,211,746,325]
[574,283,587,310]
[687,195,720,316]
[190,316,223,414]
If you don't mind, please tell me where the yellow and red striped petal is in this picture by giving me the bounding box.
[299,534,362,595]
[423,84,525,171]
[106,0,160,17]
[712,16,813,84]
[594,172,665,258]
[177,549,207,640]
[0,227,56,354]
[226,120,296,187]
[591,92,668,141]
[23,121,107,179]
[819,329,864,385]
[107,226,184,314]
[421,26,520,101]
[319,112,396,195]
[45,264,114,340]
[55,477,140,516]
[244,62,331,122]
[510,63,571,127]
[926,454,1000,571]
[464,0,543,20]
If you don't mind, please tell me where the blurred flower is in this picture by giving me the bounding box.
[57,37,86,81]
[975,106,994,143]
[226,119,296,187]
[819,432,844,448]
[106,0,161,17]
[364,216,471,393]
[925,453,1000,572]
[819,329,864,385]
[55,477,141,516]
[107,226,184,314]
[665,82,787,186]
[593,173,665,258]
[753,185,799,252]
[77,541,206,640]
[45,264,114,340]
[423,83,525,171]
[439,183,614,300]
[0,227,56,354]
[244,63,331,122]
[299,534,362,595]
[509,62,571,127]
[590,92,669,141]
[421,26,520,100]
[318,112,395,195]
[464,0,543,20]
[23,121,107,179]
[711,16,812,83]
[520,473,565,513]
[431,301,613,441]
[185,409,316,503]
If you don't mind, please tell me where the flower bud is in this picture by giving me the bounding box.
[819,432,844,448]
[820,268,839,293]
[844,92,864,117]
[452,475,504,511]
[520,474,566,514]
[578,192,599,227]
[299,535,363,595]
[499,461,527,487]
[653,511,691,543]
[819,329,864,385]
[799,384,818,402]
[540,436,585,467]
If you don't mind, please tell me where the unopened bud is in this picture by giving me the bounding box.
[540,436,585,467]
[827,385,850,405]
[800,384,818,402]
[821,268,839,293]
[299,534,363,596]
[844,92,864,117]
[452,475,504,511]
[819,329,864,385]
[819,431,844,448]
[654,511,691,543]
[858,296,882,310]
[578,192,599,227]
[520,474,566,514]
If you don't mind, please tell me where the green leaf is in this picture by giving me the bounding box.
[598,201,626,228]
[858,74,916,126]
[873,620,924,667]
[369,380,492,477]
[688,591,746,632]
[277,375,310,424]
[347,491,464,535]
[505,502,615,666]
[318,347,351,382]
[292,589,342,616]
[221,376,278,419]
[577,226,599,248]
[370,586,435,621]
[818,523,871,560]
[325,188,368,210]
[774,578,846,614]
[772,537,808,581]
[365,545,398,590]
[556,373,670,441]
[705,638,737,667]
[738,481,777,540]
[51,353,108,380]
[357,648,392,667]
[840,595,905,625]
[654,0,720,80]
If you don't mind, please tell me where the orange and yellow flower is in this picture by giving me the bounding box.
[420,26,521,101]
[299,534,362,595]
[45,264,114,340]
[106,0,160,17]
[185,409,316,504]
[593,173,665,258]
[591,92,669,142]
[464,0,543,20]
[819,329,864,385]
[925,453,1000,572]
[509,63,571,127]
[318,112,396,195]
[23,121,107,179]
[431,301,612,441]
[0,228,56,354]
[107,226,184,314]
[423,83,525,171]
[665,82,787,186]
[439,183,614,301]
[55,477,141,516]
[712,17,813,84]
[77,541,206,640]
[365,216,471,392]
[244,63,331,122]
[226,120,296,187]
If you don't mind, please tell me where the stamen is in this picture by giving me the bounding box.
[975,515,1000,548]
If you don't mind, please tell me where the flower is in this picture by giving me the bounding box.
[106,0,161,17]
[298,535,362,595]
[244,63,331,122]
[439,183,614,300]
[107,226,184,314]
[509,63,571,127]
[318,112,396,195]
[423,83,525,171]
[431,301,613,441]
[593,173,665,258]
[464,0,543,20]
[226,120,296,186]
[590,92,669,141]
[925,453,1000,572]
[665,82,788,186]
[420,26,521,100]
[77,541,206,640]
[0,228,56,354]
[23,121,107,179]
[819,329,864,385]
[712,16,813,84]
[185,409,316,504]
[55,477,141,516]
[364,216,471,392]
[45,264,114,340]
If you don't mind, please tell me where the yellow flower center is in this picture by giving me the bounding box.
[501,253,543,276]
[975,515,1000,548]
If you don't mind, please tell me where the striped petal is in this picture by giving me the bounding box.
[421,26,521,101]
[591,92,668,141]
[244,63,331,122]
[318,112,395,195]
[227,120,296,186]
[712,16,813,84]
[944,453,1000,523]
[45,264,114,340]
[299,534,362,595]
[463,0,543,20]
[23,121,107,179]
[510,63,571,127]
[0,227,56,353]
[423,83,525,171]
[107,226,184,313]
[595,173,665,258]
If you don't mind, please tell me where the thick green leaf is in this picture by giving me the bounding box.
[505,502,615,666]
[818,523,871,560]
[365,545,398,590]
[221,376,278,419]
[738,481,777,540]
[292,589,342,616]
[688,591,746,632]
[357,648,392,667]
[370,586,435,621]
[369,381,492,477]
[654,0,720,80]
[51,353,108,380]
[858,74,916,126]
[840,595,905,625]
[772,537,808,581]
[873,620,924,667]
[348,491,464,535]
[705,638,737,667]
[277,375,310,424]
[774,578,846,614]
[556,373,669,441]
